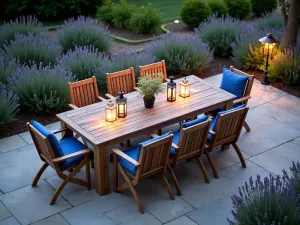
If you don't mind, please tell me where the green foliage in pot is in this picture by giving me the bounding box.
[136,74,165,100]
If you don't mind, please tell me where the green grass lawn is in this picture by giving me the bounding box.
[128,0,185,23]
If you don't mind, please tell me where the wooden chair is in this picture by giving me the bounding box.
[68,76,106,109]
[139,60,168,82]
[229,66,254,132]
[206,106,249,178]
[27,121,91,205]
[111,132,176,213]
[106,67,136,99]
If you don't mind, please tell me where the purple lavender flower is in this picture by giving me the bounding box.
[0,57,21,83]
[8,64,75,113]
[57,16,112,52]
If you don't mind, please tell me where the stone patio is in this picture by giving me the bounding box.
[1,74,300,225]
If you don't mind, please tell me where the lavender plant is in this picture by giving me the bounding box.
[93,50,156,90]
[0,15,46,47]
[255,12,283,30]
[0,57,21,83]
[145,34,213,75]
[59,45,107,81]
[228,174,300,225]
[194,15,248,57]
[283,161,300,195]
[8,64,76,113]
[0,33,62,67]
[0,83,19,127]
[57,16,112,52]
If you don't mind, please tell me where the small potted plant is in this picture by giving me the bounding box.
[136,73,165,108]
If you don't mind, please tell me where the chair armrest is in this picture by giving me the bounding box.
[172,143,179,149]
[98,96,106,101]
[105,93,115,99]
[233,96,251,105]
[111,147,140,166]
[51,127,69,134]
[209,130,216,136]
[69,104,78,109]
[149,133,159,138]
[52,149,91,163]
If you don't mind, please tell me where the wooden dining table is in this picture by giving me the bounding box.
[56,75,236,196]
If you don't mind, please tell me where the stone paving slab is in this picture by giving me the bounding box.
[31,214,69,225]
[0,135,28,154]
[164,215,197,225]
[270,94,300,117]
[0,201,11,221]
[0,181,71,225]
[0,217,20,225]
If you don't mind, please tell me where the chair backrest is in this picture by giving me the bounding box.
[68,76,100,108]
[26,122,56,168]
[212,107,249,147]
[174,120,211,165]
[229,66,254,104]
[139,60,168,82]
[135,134,173,180]
[106,67,136,97]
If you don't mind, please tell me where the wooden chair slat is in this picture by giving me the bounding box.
[139,60,168,82]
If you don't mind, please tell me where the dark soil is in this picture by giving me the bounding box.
[109,25,162,40]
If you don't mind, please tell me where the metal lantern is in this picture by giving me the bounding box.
[179,78,190,98]
[259,33,279,85]
[116,90,127,118]
[105,100,117,122]
[167,76,176,102]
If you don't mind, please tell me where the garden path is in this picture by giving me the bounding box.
[1,74,300,225]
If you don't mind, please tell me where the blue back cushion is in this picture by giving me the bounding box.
[182,115,208,128]
[31,120,64,157]
[137,132,172,159]
[210,105,246,131]
[220,68,248,99]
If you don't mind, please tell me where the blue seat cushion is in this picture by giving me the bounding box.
[59,137,91,170]
[110,146,139,176]
[210,104,246,132]
[209,103,243,116]
[220,68,248,99]
[110,132,173,176]
[182,115,208,128]
[31,120,63,158]
[170,131,181,157]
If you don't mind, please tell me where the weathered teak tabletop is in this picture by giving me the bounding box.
[57,75,236,196]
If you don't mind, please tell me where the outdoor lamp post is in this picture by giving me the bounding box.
[259,33,279,85]
[167,76,176,102]
[116,91,127,118]
[105,101,117,122]
[179,78,190,98]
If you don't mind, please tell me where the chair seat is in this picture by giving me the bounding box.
[59,137,91,170]
[110,147,139,176]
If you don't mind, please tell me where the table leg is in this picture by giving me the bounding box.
[222,100,233,150]
[60,121,73,138]
[94,144,110,195]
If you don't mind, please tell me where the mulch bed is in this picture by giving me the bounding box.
[164,21,191,33]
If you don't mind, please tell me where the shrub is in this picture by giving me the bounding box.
[0,83,19,127]
[0,58,21,83]
[96,0,116,25]
[251,0,278,17]
[59,45,107,81]
[195,15,247,57]
[207,0,228,17]
[255,12,283,30]
[57,16,112,52]
[228,174,300,225]
[130,4,162,34]
[181,0,211,29]
[145,34,213,75]
[224,0,252,20]
[93,50,156,90]
[284,162,300,195]
[0,15,45,47]
[113,0,135,29]
[281,64,300,85]
[0,33,62,67]
[8,64,76,113]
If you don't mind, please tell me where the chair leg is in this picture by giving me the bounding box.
[232,143,247,168]
[50,160,85,205]
[126,140,131,147]
[195,158,210,184]
[161,174,175,200]
[85,155,91,190]
[204,149,219,179]
[113,154,118,193]
[32,162,49,187]
[118,164,144,213]
[158,128,162,135]
[243,121,251,132]
[167,164,182,196]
